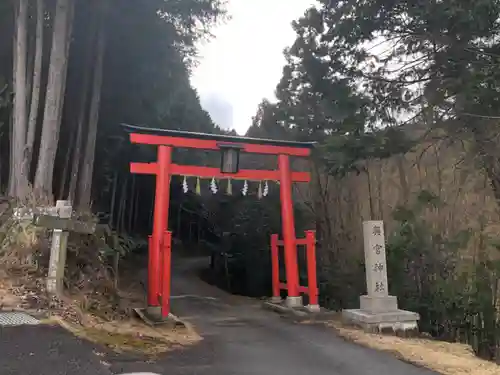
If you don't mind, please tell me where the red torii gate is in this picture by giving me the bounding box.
[123,124,317,321]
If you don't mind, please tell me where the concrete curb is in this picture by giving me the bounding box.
[0,307,49,320]
[262,301,337,322]
[134,307,187,328]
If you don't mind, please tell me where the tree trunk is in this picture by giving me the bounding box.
[25,0,44,177]
[0,152,3,192]
[376,159,384,220]
[25,11,34,119]
[57,131,73,199]
[312,159,333,246]
[108,172,118,227]
[68,24,96,203]
[366,160,374,219]
[117,176,127,232]
[396,154,410,205]
[34,0,74,198]
[11,0,29,199]
[53,0,75,199]
[133,187,140,232]
[120,176,128,232]
[148,193,154,228]
[128,175,136,232]
[77,2,107,210]
[8,12,17,198]
[472,130,500,207]
[56,0,74,123]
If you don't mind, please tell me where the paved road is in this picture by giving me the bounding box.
[0,256,437,375]
[0,324,110,375]
[111,256,437,375]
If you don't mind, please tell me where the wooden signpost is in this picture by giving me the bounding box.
[15,200,97,295]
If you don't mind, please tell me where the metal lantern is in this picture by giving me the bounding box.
[219,143,241,174]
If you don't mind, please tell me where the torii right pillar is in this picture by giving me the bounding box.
[278,154,302,307]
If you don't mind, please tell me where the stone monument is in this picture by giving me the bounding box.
[342,220,419,334]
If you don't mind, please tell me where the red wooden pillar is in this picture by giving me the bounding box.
[278,154,301,305]
[161,231,172,318]
[305,230,319,307]
[270,234,280,301]
[149,145,172,307]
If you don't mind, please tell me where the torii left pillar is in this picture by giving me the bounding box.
[147,145,172,317]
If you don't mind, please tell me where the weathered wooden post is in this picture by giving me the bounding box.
[28,201,96,295]
[342,220,419,334]
[13,201,95,296]
[46,200,72,294]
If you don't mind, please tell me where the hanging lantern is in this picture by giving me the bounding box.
[219,143,241,174]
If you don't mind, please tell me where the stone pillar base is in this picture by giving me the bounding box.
[270,296,283,304]
[145,305,162,320]
[342,308,420,336]
[285,296,303,308]
[305,304,321,313]
[360,295,398,313]
[134,306,185,328]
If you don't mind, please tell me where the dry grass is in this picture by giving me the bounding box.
[45,314,201,356]
[0,278,200,356]
[322,319,500,375]
[0,253,200,357]
[0,199,201,357]
[48,271,201,356]
[307,132,500,266]
[40,284,202,356]
[0,278,21,309]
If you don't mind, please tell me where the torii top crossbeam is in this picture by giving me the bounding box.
[123,123,315,318]
[122,123,315,150]
[123,123,315,182]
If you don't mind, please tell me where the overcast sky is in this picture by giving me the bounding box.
[191,0,316,135]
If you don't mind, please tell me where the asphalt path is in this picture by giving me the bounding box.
[110,256,438,375]
[0,324,110,375]
[0,256,438,375]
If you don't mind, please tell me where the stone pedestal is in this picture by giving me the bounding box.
[342,309,420,334]
[342,221,419,334]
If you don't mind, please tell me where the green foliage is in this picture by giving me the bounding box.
[82,0,226,209]
[314,0,500,201]
[0,0,227,204]
[244,0,500,362]
[201,192,284,296]
[92,227,145,259]
[386,190,500,359]
[323,127,415,177]
[247,5,416,182]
